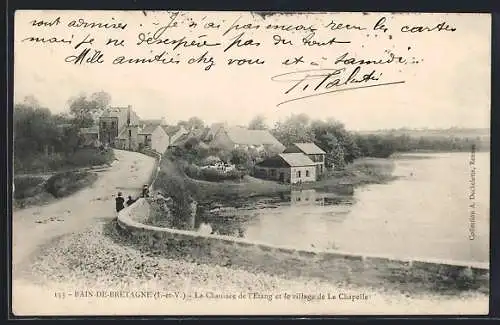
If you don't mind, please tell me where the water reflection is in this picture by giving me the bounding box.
[190,152,489,263]
[195,189,354,249]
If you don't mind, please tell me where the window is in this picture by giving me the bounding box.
[111,121,115,128]
[128,130,132,137]
[306,170,310,177]
[102,122,107,128]
[297,171,301,178]
[270,169,276,177]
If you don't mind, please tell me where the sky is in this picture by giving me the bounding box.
[14,11,491,131]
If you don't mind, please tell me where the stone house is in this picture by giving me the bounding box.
[284,142,327,175]
[202,122,227,143]
[115,125,141,151]
[254,153,316,184]
[162,125,190,147]
[138,124,170,154]
[98,106,141,148]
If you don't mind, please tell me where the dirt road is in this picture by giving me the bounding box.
[12,149,156,269]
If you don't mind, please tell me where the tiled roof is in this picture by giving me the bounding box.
[224,127,284,148]
[139,124,159,134]
[169,133,190,146]
[279,153,315,166]
[100,106,141,125]
[162,125,181,136]
[256,153,315,168]
[292,143,326,155]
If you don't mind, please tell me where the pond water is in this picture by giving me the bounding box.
[194,152,490,263]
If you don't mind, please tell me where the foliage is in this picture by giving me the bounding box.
[229,148,250,165]
[14,95,115,173]
[154,171,200,229]
[13,176,46,200]
[171,139,210,165]
[67,91,111,128]
[270,114,484,168]
[272,113,315,146]
[45,171,98,198]
[248,115,268,130]
[183,162,243,182]
[178,117,205,132]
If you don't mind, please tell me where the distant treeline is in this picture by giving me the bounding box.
[352,133,488,158]
[14,93,114,173]
[249,114,489,169]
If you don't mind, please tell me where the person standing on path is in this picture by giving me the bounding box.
[115,192,125,213]
[126,195,136,206]
[142,184,150,198]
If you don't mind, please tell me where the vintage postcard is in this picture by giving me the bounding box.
[12,10,491,316]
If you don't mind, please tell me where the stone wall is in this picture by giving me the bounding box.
[117,198,489,294]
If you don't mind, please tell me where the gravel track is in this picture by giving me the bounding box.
[14,220,488,315]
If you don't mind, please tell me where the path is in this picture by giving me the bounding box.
[12,149,156,270]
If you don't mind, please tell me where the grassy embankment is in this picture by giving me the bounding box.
[153,156,396,202]
[13,148,115,209]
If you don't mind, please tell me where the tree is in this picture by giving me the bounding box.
[311,118,360,165]
[14,97,65,165]
[248,115,268,130]
[230,148,249,165]
[187,117,205,130]
[22,95,41,108]
[67,91,112,128]
[89,91,112,110]
[272,113,314,146]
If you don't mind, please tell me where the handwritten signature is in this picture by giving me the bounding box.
[271,67,405,107]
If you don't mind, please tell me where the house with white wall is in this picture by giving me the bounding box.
[254,153,317,184]
[284,142,327,175]
[138,124,170,154]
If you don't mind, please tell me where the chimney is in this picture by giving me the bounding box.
[127,106,131,126]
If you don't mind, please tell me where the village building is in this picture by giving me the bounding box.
[254,153,316,184]
[209,126,285,153]
[162,125,190,147]
[115,124,141,151]
[98,106,141,148]
[78,105,175,154]
[202,122,227,143]
[137,124,170,154]
[284,142,327,175]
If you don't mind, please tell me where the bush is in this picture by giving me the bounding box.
[183,163,202,179]
[64,148,115,168]
[14,148,115,173]
[183,163,243,182]
[154,172,198,229]
[13,176,46,200]
[200,168,242,182]
[45,171,98,198]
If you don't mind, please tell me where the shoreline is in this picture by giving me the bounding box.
[155,157,397,202]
